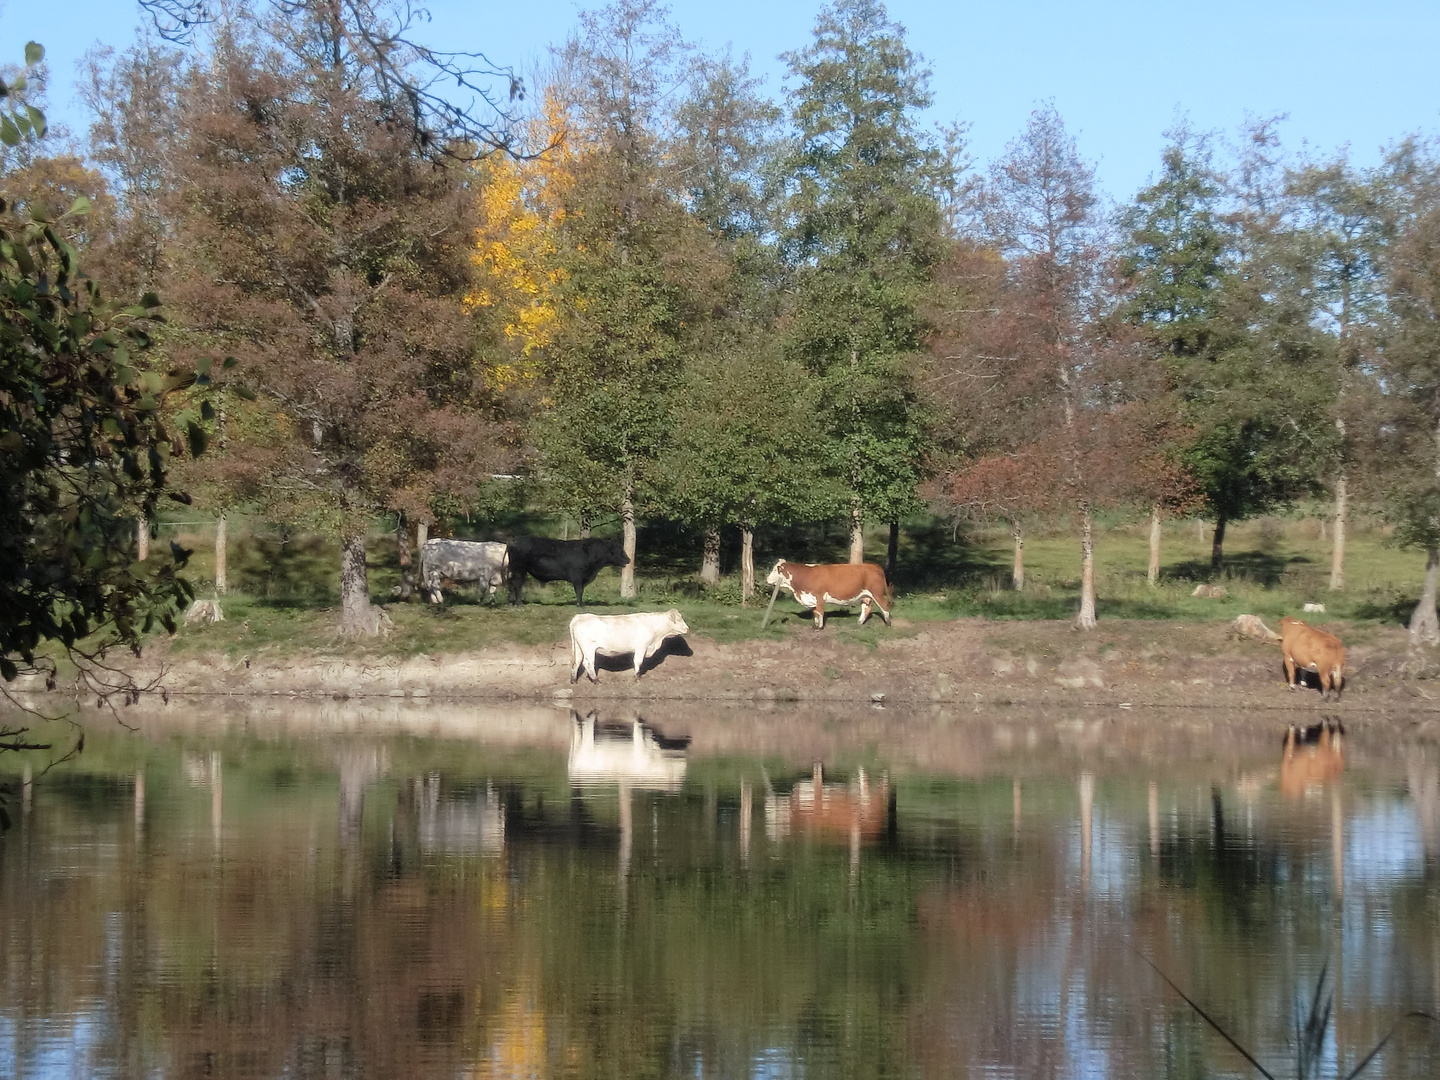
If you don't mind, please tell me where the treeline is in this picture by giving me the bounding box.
[9,0,1440,640]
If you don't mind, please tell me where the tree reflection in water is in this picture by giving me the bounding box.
[0,702,1436,1078]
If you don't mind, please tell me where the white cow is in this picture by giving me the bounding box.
[569,609,690,683]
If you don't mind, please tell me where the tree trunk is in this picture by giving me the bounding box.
[416,520,429,550]
[620,490,637,599]
[740,527,755,604]
[1076,505,1097,629]
[1329,470,1348,592]
[340,532,380,637]
[580,514,592,540]
[700,527,721,587]
[1011,519,1025,591]
[137,518,149,562]
[214,512,228,595]
[885,521,899,582]
[1210,514,1227,574]
[849,502,864,564]
[397,513,414,600]
[1147,504,1161,587]
[1411,547,1440,647]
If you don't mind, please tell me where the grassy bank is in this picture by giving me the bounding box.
[134,510,1433,662]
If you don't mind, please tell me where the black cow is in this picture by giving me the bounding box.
[506,536,629,606]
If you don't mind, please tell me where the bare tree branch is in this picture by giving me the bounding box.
[138,0,541,160]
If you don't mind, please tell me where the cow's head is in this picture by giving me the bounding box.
[765,559,792,589]
[665,609,689,635]
[599,539,629,568]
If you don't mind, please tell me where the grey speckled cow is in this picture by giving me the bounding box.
[420,539,508,603]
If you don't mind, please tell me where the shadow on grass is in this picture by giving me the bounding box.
[1166,551,1312,587]
[1351,593,1419,626]
[894,520,1004,592]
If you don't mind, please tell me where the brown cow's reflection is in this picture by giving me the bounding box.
[1280,720,1344,800]
[765,764,891,880]
[765,764,889,844]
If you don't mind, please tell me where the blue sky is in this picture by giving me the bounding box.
[2,0,1438,201]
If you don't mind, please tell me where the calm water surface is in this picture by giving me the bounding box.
[1,701,1438,1079]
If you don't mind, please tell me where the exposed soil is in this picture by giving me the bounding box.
[15,617,1440,730]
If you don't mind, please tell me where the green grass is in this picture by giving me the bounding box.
[144,509,1432,658]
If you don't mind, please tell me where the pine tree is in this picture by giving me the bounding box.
[782,0,945,564]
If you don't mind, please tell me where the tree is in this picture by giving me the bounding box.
[1,43,216,716]
[782,0,946,564]
[1370,146,1440,646]
[1288,153,1384,591]
[963,103,1175,628]
[1118,123,1226,582]
[534,0,705,599]
[658,52,799,590]
[924,241,1035,587]
[660,343,838,598]
[138,0,526,159]
[165,9,513,635]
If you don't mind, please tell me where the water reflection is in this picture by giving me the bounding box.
[0,702,1437,1078]
[1282,720,1345,800]
[567,710,688,791]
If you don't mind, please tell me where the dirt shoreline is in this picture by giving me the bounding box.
[12,617,1440,722]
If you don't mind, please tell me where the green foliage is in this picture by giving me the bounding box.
[782,0,946,526]
[659,341,842,530]
[0,177,204,680]
[1119,125,1225,359]
[536,0,703,520]
[1121,122,1341,554]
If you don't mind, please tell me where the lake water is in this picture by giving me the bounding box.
[1,700,1438,1079]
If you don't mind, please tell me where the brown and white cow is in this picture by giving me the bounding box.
[765,559,892,630]
[1280,721,1344,799]
[1278,615,1346,700]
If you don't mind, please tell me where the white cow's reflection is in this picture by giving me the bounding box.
[567,711,688,791]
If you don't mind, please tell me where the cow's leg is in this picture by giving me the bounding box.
[572,576,586,607]
[813,598,825,630]
[1283,653,1297,689]
[859,598,871,625]
[507,568,525,606]
[584,647,598,683]
[570,638,582,683]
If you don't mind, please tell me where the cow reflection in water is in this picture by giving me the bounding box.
[766,764,891,880]
[567,711,689,791]
[1280,720,1344,800]
[410,775,505,855]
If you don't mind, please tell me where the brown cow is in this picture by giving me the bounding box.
[765,559,892,630]
[1280,721,1344,799]
[1278,615,1346,700]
